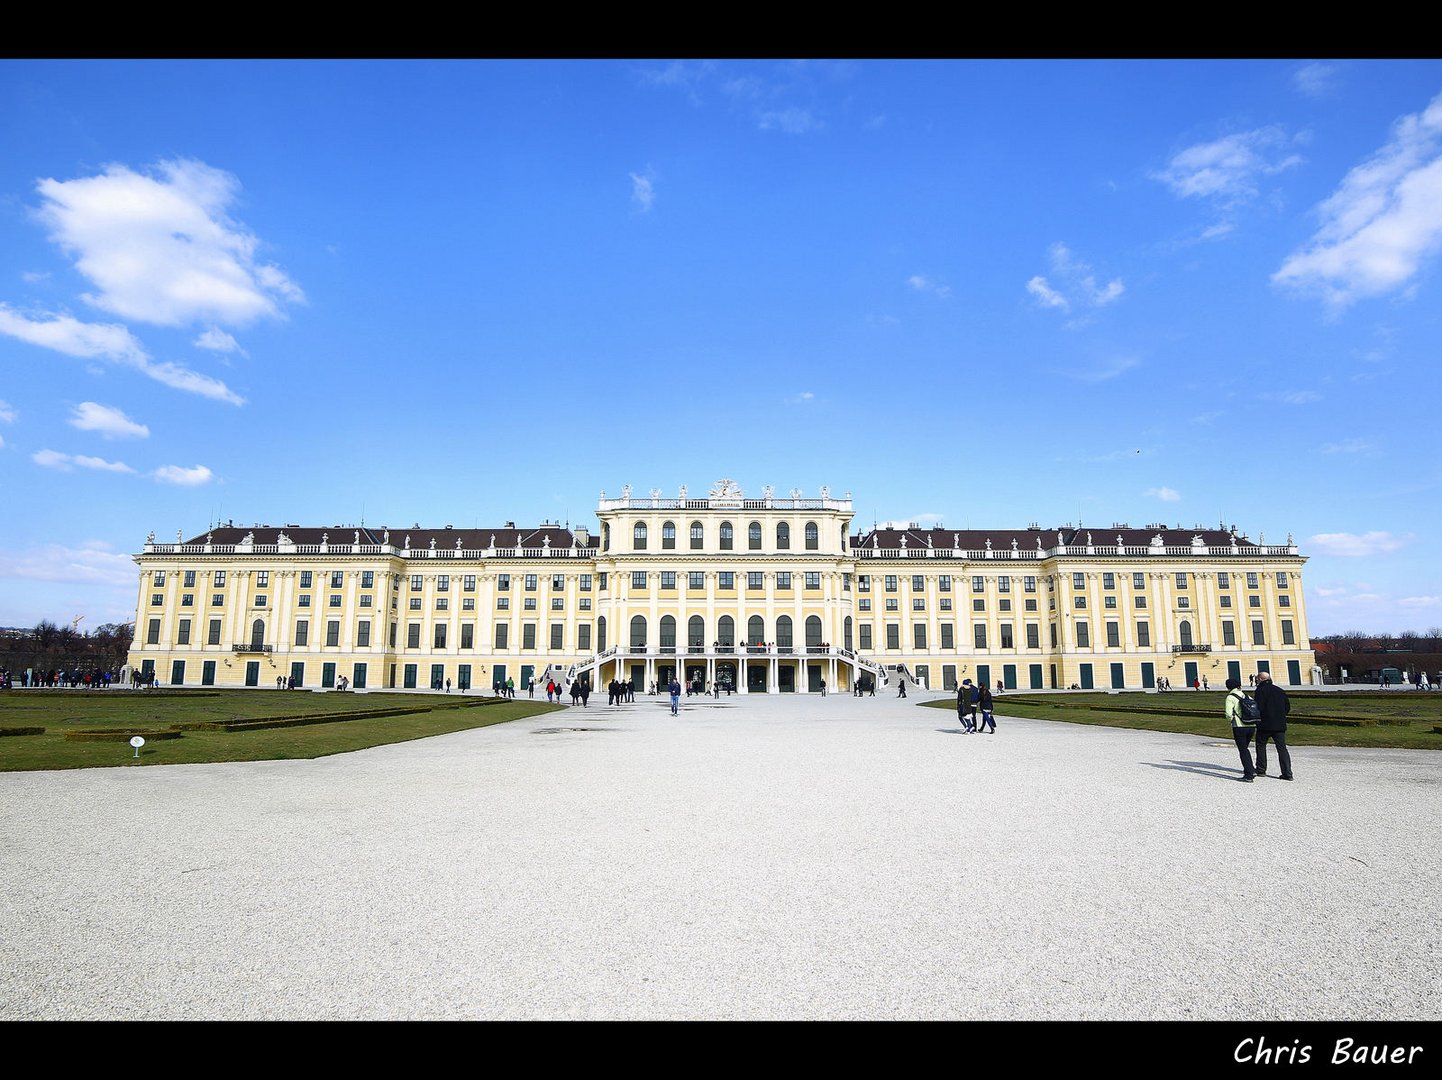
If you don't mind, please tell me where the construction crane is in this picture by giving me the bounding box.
[72,614,85,631]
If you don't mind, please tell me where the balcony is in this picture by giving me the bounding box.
[1171,644,1212,654]
[232,643,273,654]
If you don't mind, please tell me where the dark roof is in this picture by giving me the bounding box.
[850,526,1263,550]
[184,525,598,550]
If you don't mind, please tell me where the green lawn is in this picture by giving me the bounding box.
[0,689,559,771]
[924,690,1442,749]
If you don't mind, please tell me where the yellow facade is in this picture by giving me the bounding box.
[128,481,1316,693]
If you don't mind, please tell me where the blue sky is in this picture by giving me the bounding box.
[1,59,1440,637]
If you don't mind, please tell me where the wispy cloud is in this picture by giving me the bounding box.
[1068,355,1139,383]
[1307,530,1413,556]
[194,327,246,356]
[0,399,15,424]
[1273,90,1442,308]
[1027,243,1123,315]
[32,448,135,473]
[1293,63,1341,99]
[153,463,214,486]
[1319,438,1376,455]
[0,540,135,587]
[1153,127,1303,206]
[69,402,149,439]
[21,270,50,284]
[785,390,816,405]
[34,158,303,327]
[1265,389,1322,405]
[630,171,655,213]
[907,274,951,300]
[0,305,244,405]
[1144,486,1181,502]
[759,107,822,135]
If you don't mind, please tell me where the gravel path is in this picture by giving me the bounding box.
[2,692,1437,1020]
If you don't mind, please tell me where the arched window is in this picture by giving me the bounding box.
[748,521,762,550]
[251,619,265,648]
[720,522,734,550]
[776,615,793,648]
[602,523,610,551]
[597,616,607,652]
[805,522,819,550]
[718,615,734,646]
[776,522,790,549]
[690,521,704,549]
[806,616,823,648]
[844,616,853,652]
[688,616,705,648]
[633,522,647,550]
[662,521,676,549]
[630,615,647,648]
[747,616,764,645]
[1179,620,1194,649]
[660,615,676,648]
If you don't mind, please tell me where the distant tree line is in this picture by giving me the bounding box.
[0,621,135,677]
[1313,629,1442,683]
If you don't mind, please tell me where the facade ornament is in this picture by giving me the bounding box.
[599,489,606,501]
[243,531,255,544]
[1117,534,1124,549]
[322,532,328,544]
[927,535,934,548]
[1056,532,1064,547]
[761,484,773,500]
[354,531,360,545]
[649,488,661,500]
[1259,531,1265,545]
[542,535,551,549]
[382,529,390,545]
[404,534,411,549]
[1012,538,1019,551]
[429,537,436,550]
[489,534,496,549]
[711,478,742,499]
[621,484,632,499]
[278,531,290,545]
[1191,534,1204,547]
[456,537,462,550]
[1150,534,1163,547]
[819,485,830,500]
[147,530,156,544]
[1287,532,1294,545]
[985,538,992,551]
[678,484,688,499]
[789,487,802,499]
[899,534,907,548]
[1036,536,1044,550]
[177,529,183,542]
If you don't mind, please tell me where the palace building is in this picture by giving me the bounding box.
[128,480,1316,694]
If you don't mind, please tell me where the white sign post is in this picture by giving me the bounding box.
[129,735,145,759]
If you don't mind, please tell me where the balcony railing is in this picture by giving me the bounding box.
[1171,644,1212,654]
[232,643,273,654]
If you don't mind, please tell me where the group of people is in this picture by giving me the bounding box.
[4,668,123,689]
[1155,676,1209,691]
[1224,671,1292,782]
[955,678,996,734]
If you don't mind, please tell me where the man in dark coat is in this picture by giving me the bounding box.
[1254,671,1293,781]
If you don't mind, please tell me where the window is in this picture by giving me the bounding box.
[1050,624,1058,648]
[1102,572,1114,590]
[1024,576,1037,593]
[409,597,422,610]
[886,624,900,650]
[145,618,161,645]
[551,624,564,650]
[912,575,925,592]
[998,576,1011,593]
[462,597,474,611]
[407,623,420,648]
[495,624,508,649]
[1072,573,1085,590]
[1074,597,1086,609]
[1075,622,1090,648]
[747,572,764,590]
[524,598,536,611]
[689,572,704,589]
[361,595,373,608]
[326,571,340,589]
[1282,619,1295,645]
[183,570,196,588]
[461,624,474,649]
[579,598,591,611]
[939,575,951,592]
[300,571,312,588]
[776,572,792,589]
[177,619,191,645]
[551,598,564,610]
[1177,596,1190,609]
[749,522,762,549]
[1104,596,1117,609]
[719,572,734,589]
[551,574,564,592]
[1223,621,1236,646]
[1249,595,1261,608]
[1247,572,1259,589]
[1276,572,1288,589]
[389,623,397,647]
[1219,595,1231,608]
[153,571,166,587]
[720,522,733,550]
[859,599,872,612]
[211,594,225,607]
[633,523,647,549]
[940,598,952,612]
[860,625,872,650]
[973,599,985,612]
[885,575,898,592]
[858,575,870,593]
[886,599,899,611]
[1175,573,1188,589]
[330,595,343,608]
[690,522,704,549]
[497,597,510,610]
[360,571,374,589]
[497,574,510,591]
[1279,595,1291,608]
[213,571,226,587]
[1026,624,1040,649]
[662,521,676,549]
[580,574,591,591]
[805,522,818,550]
[524,574,537,592]
[253,571,268,588]
[208,619,222,645]
[357,621,371,647]
[1136,622,1150,648]
[151,593,164,607]
[1135,596,1147,609]
[805,572,821,589]
[632,571,647,589]
[661,572,677,590]
[941,624,955,648]
[974,576,986,593]
[1133,573,1145,590]
[1025,599,1037,612]
[255,595,268,607]
[999,599,1012,612]
[974,623,987,649]
[913,598,925,611]
[1106,621,1120,648]
[327,621,340,647]
[598,573,607,590]
[1217,572,1230,589]
[914,624,927,649]
[1251,620,1265,645]
[523,625,536,649]
[434,625,447,649]
[776,523,790,549]
[578,625,591,650]
[437,575,449,592]
[410,574,423,591]
[1001,624,1014,649]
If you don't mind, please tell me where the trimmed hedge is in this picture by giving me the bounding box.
[0,727,45,737]
[64,729,184,742]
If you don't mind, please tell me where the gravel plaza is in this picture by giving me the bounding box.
[2,690,1438,1021]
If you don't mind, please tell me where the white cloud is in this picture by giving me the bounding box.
[1026,276,1068,310]
[1319,438,1375,454]
[1028,243,1124,314]
[785,390,816,404]
[1153,127,1303,204]
[630,172,655,213]
[194,327,246,355]
[69,401,149,440]
[1269,389,1322,405]
[32,449,134,473]
[153,463,213,486]
[0,305,243,405]
[21,270,51,283]
[1273,91,1442,308]
[1307,530,1413,556]
[1399,595,1442,607]
[0,399,15,423]
[34,158,303,328]
[758,107,821,135]
[1069,355,1139,382]
[1144,486,1181,502]
[0,540,135,587]
[1293,63,1340,99]
[908,274,952,300]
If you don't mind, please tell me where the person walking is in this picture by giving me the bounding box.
[958,679,976,733]
[977,682,995,733]
[1223,676,1258,782]
[1253,671,1293,781]
[668,675,682,716]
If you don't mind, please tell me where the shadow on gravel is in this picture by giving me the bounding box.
[1145,759,1242,781]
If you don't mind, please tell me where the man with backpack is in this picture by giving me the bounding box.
[1253,670,1294,781]
[1223,676,1259,782]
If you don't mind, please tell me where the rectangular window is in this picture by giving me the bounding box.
[329,595,343,607]
[974,623,987,649]
[1026,624,1040,649]
[295,620,308,646]
[939,575,951,592]
[1024,576,1037,593]
[389,623,397,647]
[183,570,196,588]
[256,571,269,587]
[1001,623,1014,649]
[747,572,763,590]
[1219,595,1232,609]
[579,598,591,611]
[998,576,1011,593]
[300,571,312,588]
[411,574,423,591]
[1076,622,1090,648]
[324,571,339,589]
[719,572,734,589]
[497,597,510,610]
[461,597,474,611]
[578,624,591,650]
[1279,594,1291,608]
[146,618,161,645]
[151,593,164,607]
[1276,572,1288,589]
[632,571,647,588]
[1282,620,1295,645]
[498,574,511,591]
[211,594,225,606]
[361,595,373,608]
[1025,599,1037,612]
[434,624,447,649]
[689,572,704,589]
[495,624,508,649]
[407,623,420,649]
[255,595,267,607]
[886,624,900,650]
[1217,572,1230,589]
[1177,596,1190,609]
[1074,596,1087,609]
[1223,621,1236,646]
[525,574,537,591]
[885,599,899,611]
[912,574,925,592]
[551,597,564,610]
[859,625,872,650]
[357,621,371,647]
[776,572,792,589]
[1252,620,1265,645]
[973,599,985,612]
[1072,573,1085,590]
[461,624,474,649]
[1133,572,1145,590]
[940,598,952,611]
[914,623,927,649]
[551,623,564,650]
[326,621,340,647]
[805,572,821,589]
[1102,573,1114,590]
[859,598,872,612]
[973,576,986,593]
[177,618,191,645]
[1175,572,1188,589]
[524,598,536,611]
[153,570,166,586]
[1135,596,1147,609]
[858,575,870,592]
[409,597,422,610]
[662,571,678,589]
[598,573,607,590]
[941,623,954,648]
[552,575,564,591]
[1104,596,1117,609]
[214,571,226,587]
[522,624,536,649]
[363,571,375,589]
[1136,622,1150,648]
[885,575,898,592]
[1249,595,1261,608]
[437,575,449,592]
[912,598,925,611]
[1247,572,1259,589]
[1106,621,1120,648]
[1050,623,1058,648]
[580,574,591,591]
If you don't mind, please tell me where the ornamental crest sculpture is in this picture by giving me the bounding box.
[710,478,743,499]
